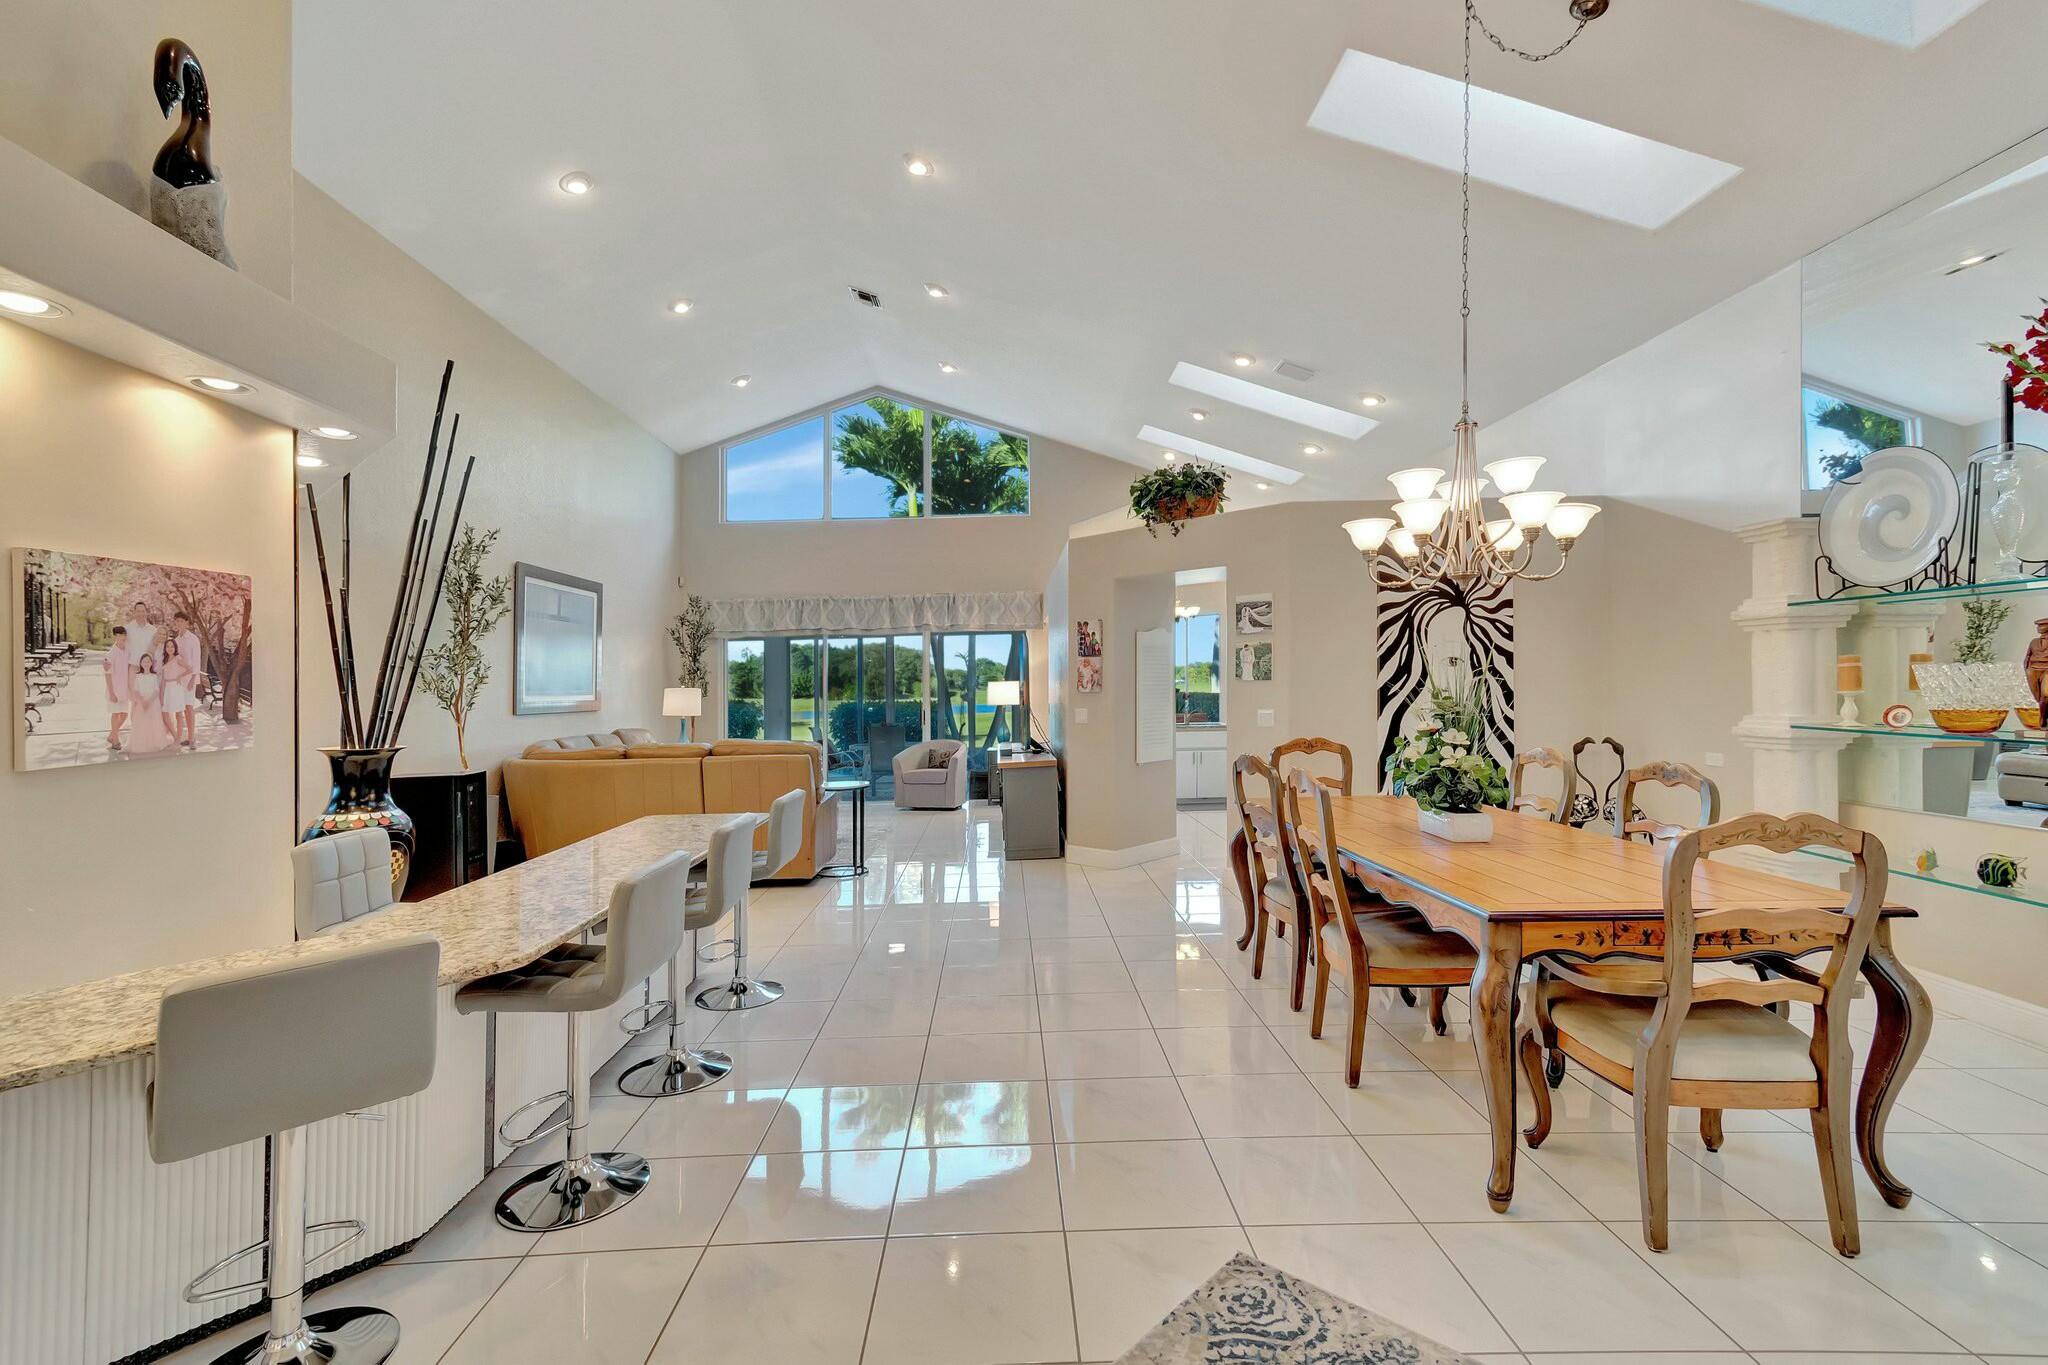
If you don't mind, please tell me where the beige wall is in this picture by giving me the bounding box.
[0,324,295,995]
[0,2,294,296]
[290,177,683,817]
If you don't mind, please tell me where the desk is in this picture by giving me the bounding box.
[996,754,1062,859]
[1289,795,1931,1216]
[0,814,728,1365]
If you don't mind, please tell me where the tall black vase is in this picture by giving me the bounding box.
[303,746,417,898]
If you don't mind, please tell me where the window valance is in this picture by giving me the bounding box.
[709,592,1045,635]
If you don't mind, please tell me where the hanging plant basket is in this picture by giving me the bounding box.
[1130,462,1229,537]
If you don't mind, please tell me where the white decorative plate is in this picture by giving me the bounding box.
[1819,446,1960,588]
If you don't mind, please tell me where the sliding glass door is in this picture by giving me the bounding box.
[932,631,1027,774]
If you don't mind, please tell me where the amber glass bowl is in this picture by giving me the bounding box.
[1929,708,2009,734]
[2019,706,2044,730]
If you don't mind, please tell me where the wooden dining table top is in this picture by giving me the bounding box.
[1277,793,1908,922]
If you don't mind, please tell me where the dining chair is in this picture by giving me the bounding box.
[1516,811,1889,1256]
[1286,768,1478,1084]
[1507,747,1576,823]
[1613,760,1720,844]
[1230,753,1297,985]
[1271,735,1354,795]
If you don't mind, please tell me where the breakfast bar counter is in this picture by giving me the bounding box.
[0,814,733,1365]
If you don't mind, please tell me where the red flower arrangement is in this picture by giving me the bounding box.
[1988,298,2048,414]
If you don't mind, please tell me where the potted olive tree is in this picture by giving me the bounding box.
[1129,460,1228,536]
[419,524,510,771]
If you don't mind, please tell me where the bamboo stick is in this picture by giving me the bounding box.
[367,360,453,743]
[339,474,364,743]
[303,485,356,748]
[379,414,460,745]
[391,454,477,741]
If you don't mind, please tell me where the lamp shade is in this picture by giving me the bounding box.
[986,680,1023,707]
[1343,516,1396,552]
[662,686,703,718]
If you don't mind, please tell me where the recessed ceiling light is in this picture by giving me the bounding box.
[1161,451,1176,463]
[557,171,593,195]
[1138,425,1305,486]
[669,298,693,315]
[1170,363,1379,439]
[1256,481,1271,491]
[1190,409,1208,422]
[1359,393,1386,408]
[731,375,751,388]
[1309,49,1742,230]
[1302,444,1323,456]
[924,283,950,299]
[0,289,66,318]
[938,361,958,374]
[1944,251,2005,275]
[295,453,327,469]
[189,376,251,394]
[1231,353,1256,368]
[311,425,357,440]
[903,153,934,177]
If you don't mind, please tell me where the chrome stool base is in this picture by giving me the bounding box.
[495,1151,651,1231]
[694,976,783,1012]
[207,1305,399,1365]
[617,1046,732,1097]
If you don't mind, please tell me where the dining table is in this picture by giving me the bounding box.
[1228,792,1931,1215]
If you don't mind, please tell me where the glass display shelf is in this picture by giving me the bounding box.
[1787,847,2048,911]
[1790,720,2047,745]
[1790,574,2048,608]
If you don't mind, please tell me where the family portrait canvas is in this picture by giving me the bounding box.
[13,548,254,772]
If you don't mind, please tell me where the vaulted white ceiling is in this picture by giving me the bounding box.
[294,0,2048,515]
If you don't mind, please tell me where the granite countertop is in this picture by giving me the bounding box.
[0,813,753,1093]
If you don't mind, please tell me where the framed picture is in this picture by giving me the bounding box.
[13,546,254,771]
[1234,640,1274,682]
[513,562,603,715]
[1075,617,1103,692]
[1233,594,1274,635]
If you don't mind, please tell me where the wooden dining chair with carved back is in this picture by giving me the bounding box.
[1507,747,1576,824]
[1516,811,1888,1256]
[1229,753,1297,987]
[1285,768,1478,1085]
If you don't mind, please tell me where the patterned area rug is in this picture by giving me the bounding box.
[1116,1253,1477,1364]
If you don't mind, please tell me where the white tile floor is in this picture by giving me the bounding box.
[164,803,2048,1364]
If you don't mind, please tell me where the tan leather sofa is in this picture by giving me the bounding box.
[501,729,839,880]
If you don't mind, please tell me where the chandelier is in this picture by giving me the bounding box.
[1344,1,1605,590]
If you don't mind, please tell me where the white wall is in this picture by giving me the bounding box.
[290,177,684,817]
[0,325,296,995]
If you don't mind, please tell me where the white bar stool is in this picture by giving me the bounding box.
[150,933,441,1365]
[620,815,755,1095]
[695,793,801,1011]
[456,848,691,1231]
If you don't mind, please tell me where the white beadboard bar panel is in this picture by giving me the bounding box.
[305,1096,423,1267]
[86,1057,266,1364]
[0,1072,91,1365]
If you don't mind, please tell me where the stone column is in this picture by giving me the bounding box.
[1732,519,1856,816]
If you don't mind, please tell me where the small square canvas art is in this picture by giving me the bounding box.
[1077,656,1103,693]
[1233,595,1274,635]
[13,547,254,771]
[1234,640,1274,682]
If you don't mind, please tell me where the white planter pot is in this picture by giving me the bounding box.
[1417,807,1493,843]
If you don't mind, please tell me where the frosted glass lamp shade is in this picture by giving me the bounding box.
[1484,518,1523,550]
[1482,456,1546,495]
[1388,527,1420,559]
[1387,466,1447,502]
[662,687,703,718]
[986,680,1023,707]
[1545,501,1601,541]
[1393,498,1450,537]
[1501,490,1565,528]
[1343,516,1396,552]
[1435,476,1490,499]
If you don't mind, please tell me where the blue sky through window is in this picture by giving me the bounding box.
[725,418,825,521]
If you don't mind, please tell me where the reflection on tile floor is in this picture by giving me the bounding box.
[164,803,2048,1363]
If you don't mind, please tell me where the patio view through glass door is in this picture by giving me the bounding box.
[933,632,1028,781]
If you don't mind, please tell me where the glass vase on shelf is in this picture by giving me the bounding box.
[1982,449,2027,579]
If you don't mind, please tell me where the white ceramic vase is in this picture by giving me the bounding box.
[1417,807,1493,843]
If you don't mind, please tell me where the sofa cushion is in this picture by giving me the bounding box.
[626,742,712,759]
[612,727,659,747]
[521,744,626,761]
[711,740,825,793]
[900,767,950,786]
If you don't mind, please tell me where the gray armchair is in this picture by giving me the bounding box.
[894,739,969,809]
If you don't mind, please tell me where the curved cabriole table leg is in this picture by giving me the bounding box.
[1858,924,1932,1208]
[1468,920,1524,1213]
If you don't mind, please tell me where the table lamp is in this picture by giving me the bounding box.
[663,686,702,742]
[986,679,1023,755]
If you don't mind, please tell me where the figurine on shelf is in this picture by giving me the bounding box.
[1977,853,2026,890]
[148,38,237,269]
[2025,619,2048,729]
[1913,848,1939,875]
[1837,654,1863,724]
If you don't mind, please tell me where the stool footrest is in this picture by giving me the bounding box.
[497,1088,571,1148]
[618,1000,676,1036]
[696,937,738,964]
[182,1219,367,1304]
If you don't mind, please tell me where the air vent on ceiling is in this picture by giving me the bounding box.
[850,287,882,308]
[1275,360,1316,383]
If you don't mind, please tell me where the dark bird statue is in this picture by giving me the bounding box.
[148,38,237,268]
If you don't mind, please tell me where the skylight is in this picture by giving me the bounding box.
[1137,426,1304,486]
[1168,363,1378,439]
[1307,50,1742,231]
[1939,153,2048,213]
[1739,0,1988,48]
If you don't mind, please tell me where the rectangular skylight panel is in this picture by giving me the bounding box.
[1168,363,1378,439]
[1739,0,1988,48]
[1308,50,1742,230]
[1137,425,1304,485]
